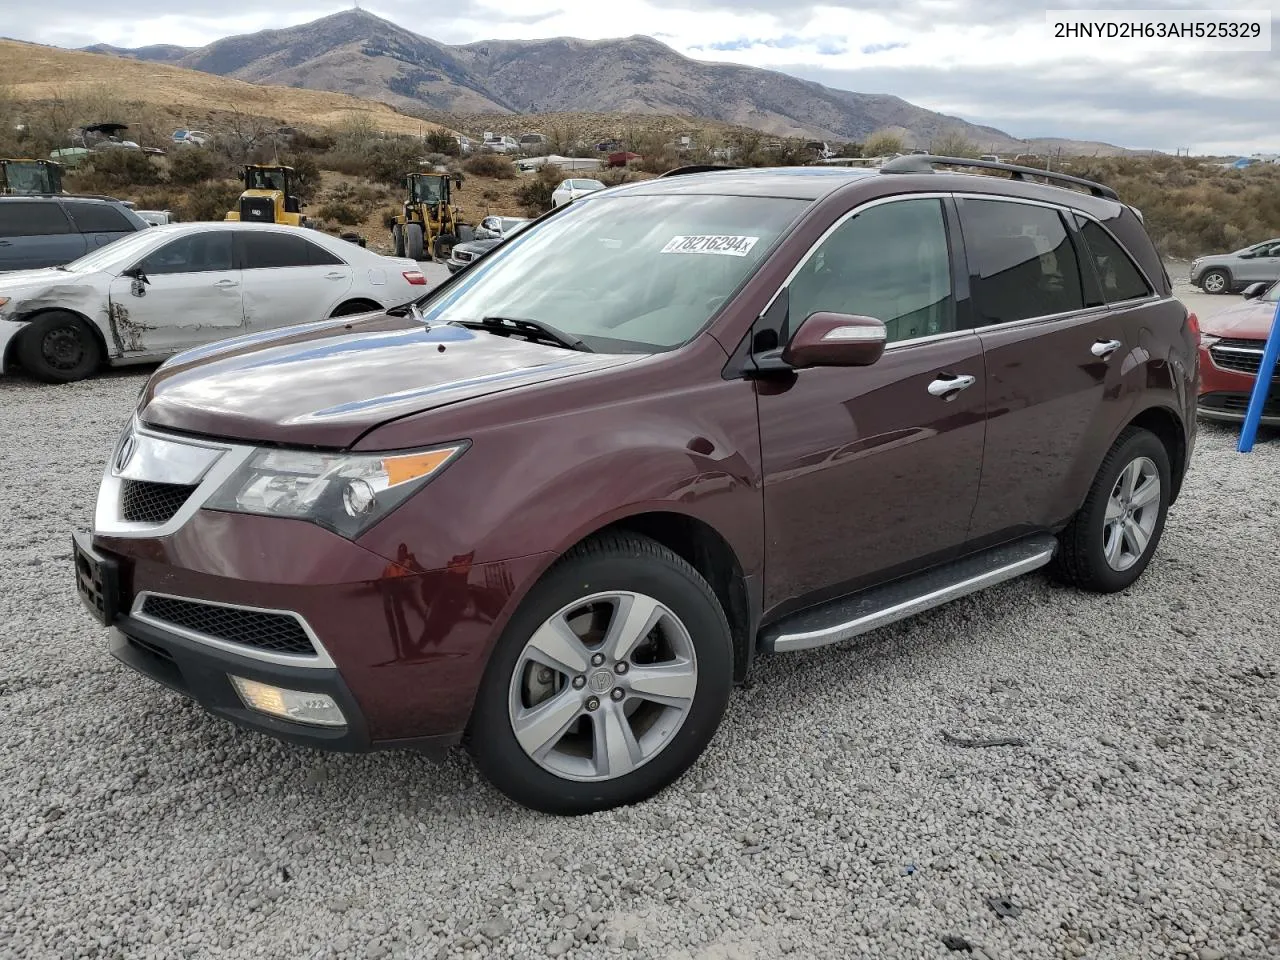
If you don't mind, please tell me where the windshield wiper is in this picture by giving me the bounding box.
[458,316,592,352]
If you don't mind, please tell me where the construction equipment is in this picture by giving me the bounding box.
[0,159,65,195]
[224,164,307,226]
[391,172,468,261]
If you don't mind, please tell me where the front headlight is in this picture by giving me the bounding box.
[206,441,468,539]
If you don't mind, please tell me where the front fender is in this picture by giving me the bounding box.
[0,319,25,373]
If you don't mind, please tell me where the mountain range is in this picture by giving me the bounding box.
[82,10,1126,153]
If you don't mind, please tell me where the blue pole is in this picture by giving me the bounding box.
[1237,296,1280,453]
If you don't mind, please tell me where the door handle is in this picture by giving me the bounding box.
[1091,339,1121,359]
[324,271,346,280]
[927,373,977,399]
[214,279,239,288]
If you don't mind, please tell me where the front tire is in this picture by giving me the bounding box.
[1200,269,1230,294]
[392,223,405,257]
[1050,426,1171,593]
[467,534,734,815]
[17,311,102,383]
[405,223,425,261]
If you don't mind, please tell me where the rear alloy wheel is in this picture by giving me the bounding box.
[17,311,102,384]
[467,534,733,815]
[1200,269,1230,294]
[1050,426,1171,593]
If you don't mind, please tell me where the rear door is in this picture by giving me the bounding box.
[106,230,242,355]
[757,195,987,609]
[63,200,142,250]
[958,196,1132,546]
[0,200,85,270]
[235,230,354,333]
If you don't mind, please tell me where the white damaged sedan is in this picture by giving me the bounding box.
[0,222,429,382]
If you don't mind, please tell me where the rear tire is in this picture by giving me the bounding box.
[1200,269,1230,294]
[405,223,425,261]
[17,311,102,383]
[1050,426,1171,593]
[392,224,405,258]
[467,533,734,815]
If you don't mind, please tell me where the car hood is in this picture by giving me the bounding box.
[1201,298,1278,339]
[138,313,640,448]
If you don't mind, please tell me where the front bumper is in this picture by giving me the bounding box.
[1196,341,1280,425]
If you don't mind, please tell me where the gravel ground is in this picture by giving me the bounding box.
[3,321,1279,960]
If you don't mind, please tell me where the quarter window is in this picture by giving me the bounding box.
[64,200,136,234]
[239,231,344,269]
[139,232,234,275]
[787,198,955,344]
[1073,215,1152,303]
[958,198,1086,325]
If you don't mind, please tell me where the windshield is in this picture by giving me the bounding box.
[1263,282,1280,303]
[61,229,164,274]
[412,178,445,203]
[416,193,808,352]
[3,163,54,194]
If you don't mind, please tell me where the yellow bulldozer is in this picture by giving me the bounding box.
[391,172,470,261]
[0,158,65,195]
[224,164,308,226]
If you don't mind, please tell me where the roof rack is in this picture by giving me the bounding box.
[880,154,1119,201]
[658,164,742,178]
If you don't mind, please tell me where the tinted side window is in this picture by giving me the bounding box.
[239,232,344,269]
[958,199,1085,325]
[1074,216,1153,303]
[139,232,234,275]
[64,201,136,234]
[787,197,955,344]
[0,201,72,237]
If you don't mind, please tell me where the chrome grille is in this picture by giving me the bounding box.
[121,480,196,524]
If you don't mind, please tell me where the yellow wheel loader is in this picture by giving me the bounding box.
[390,172,471,261]
[225,164,308,226]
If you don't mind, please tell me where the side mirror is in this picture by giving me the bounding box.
[1242,282,1269,300]
[781,312,887,368]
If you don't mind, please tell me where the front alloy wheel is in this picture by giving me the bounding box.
[468,534,733,815]
[509,591,698,782]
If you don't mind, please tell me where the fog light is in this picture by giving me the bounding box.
[229,676,346,727]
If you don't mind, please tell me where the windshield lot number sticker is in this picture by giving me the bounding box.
[661,235,759,257]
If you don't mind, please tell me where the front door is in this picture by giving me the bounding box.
[235,230,354,332]
[956,197,1134,545]
[1239,240,1280,285]
[757,196,987,612]
[107,230,243,356]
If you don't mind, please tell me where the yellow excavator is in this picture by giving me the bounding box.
[224,164,308,226]
[391,172,468,261]
[0,158,65,195]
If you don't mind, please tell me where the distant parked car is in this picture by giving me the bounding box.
[1197,280,1280,424]
[445,237,502,273]
[136,210,175,227]
[1189,238,1280,294]
[551,178,606,207]
[474,216,531,241]
[0,222,429,383]
[0,196,149,272]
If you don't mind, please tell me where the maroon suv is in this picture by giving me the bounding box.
[73,158,1199,815]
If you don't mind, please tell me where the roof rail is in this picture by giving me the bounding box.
[658,164,742,178]
[880,154,1119,201]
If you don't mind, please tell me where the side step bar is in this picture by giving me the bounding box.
[760,534,1058,654]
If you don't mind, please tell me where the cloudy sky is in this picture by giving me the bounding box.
[9,0,1278,153]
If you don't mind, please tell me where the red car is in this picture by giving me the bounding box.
[1197,280,1280,425]
[73,158,1199,814]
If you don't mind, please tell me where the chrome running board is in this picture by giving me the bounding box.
[760,534,1058,654]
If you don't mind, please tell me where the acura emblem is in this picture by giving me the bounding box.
[115,434,137,473]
